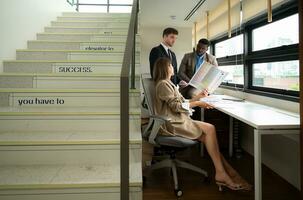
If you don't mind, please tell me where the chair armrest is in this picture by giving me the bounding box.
[142,116,166,144]
[147,115,184,145]
[142,115,168,140]
[148,116,167,145]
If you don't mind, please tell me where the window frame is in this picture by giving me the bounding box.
[212,31,245,89]
[210,0,299,102]
[214,34,244,59]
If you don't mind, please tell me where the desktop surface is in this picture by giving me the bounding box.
[201,95,300,130]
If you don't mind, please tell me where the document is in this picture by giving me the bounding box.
[188,62,228,94]
[200,95,238,108]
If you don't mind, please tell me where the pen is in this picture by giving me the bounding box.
[222,98,245,102]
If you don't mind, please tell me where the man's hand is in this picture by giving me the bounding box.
[178,80,188,89]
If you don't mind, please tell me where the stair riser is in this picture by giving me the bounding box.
[0,116,140,132]
[36,34,140,42]
[3,62,141,74]
[45,27,128,34]
[28,41,140,51]
[0,189,141,200]
[57,16,130,22]
[0,76,140,89]
[51,21,129,28]
[16,52,140,62]
[0,93,140,108]
[0,145,141,165]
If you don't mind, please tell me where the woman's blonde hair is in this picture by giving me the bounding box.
[153,57,171,83]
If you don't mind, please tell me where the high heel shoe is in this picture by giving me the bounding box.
[215,180,243,192]
[230,174,253,191]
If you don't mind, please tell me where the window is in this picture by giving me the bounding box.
[77,0,133,13]
[252,14,299,51]
[210,1,298,100]
[252,60,299,91]
[213,34,244,87]
[219,65,244,85]
[215,34,243,58]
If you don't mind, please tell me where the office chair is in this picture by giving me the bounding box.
[141,76,209,197]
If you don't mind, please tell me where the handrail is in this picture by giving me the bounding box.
[66,0,75,6]
[66,0,79,11]
[66,0,132,12]
[120,0,139,199]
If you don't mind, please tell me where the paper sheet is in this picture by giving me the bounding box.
[189,62,228,93]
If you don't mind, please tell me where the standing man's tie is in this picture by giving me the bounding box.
[167,49,177,84]
[168,49,172,60]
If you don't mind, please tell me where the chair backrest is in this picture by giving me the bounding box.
[141,77,156,116]
[141,76,199,148]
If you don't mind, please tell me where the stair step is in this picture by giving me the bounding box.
[0,107,141,164]
[0,130,141,165]
[57,16,130,22]
[0,106,140,133]
[0,131,141,146]
[0,163,142,200]
[0,73,140,89]
[62,12,131,18]
[45,26,128,34]
[27,40,140,51]
[0,106,141,115]
[51,21,129,28]
[0,88,140,107]
[16,50,140,61]
[37,33,141,42]
[3,60,141,74]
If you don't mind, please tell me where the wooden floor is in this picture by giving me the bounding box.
[143,146,300,200]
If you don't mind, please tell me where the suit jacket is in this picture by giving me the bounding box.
[178,52,218,83]
[154,79,202,139]
[149,44,179,85]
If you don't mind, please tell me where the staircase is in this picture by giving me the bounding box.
[0,12,142,200]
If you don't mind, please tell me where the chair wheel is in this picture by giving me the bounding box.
[174,189,183,197]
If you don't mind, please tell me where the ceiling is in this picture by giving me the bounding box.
[140,0,223,28]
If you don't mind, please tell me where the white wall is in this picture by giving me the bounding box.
[0,0,74,72]
[139,26,193,75]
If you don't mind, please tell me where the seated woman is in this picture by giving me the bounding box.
[153,57,252,191]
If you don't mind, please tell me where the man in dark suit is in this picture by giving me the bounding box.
[149,27,179,85]
[148,28,179,157]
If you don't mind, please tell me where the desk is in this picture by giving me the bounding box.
[201,95,300,200]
